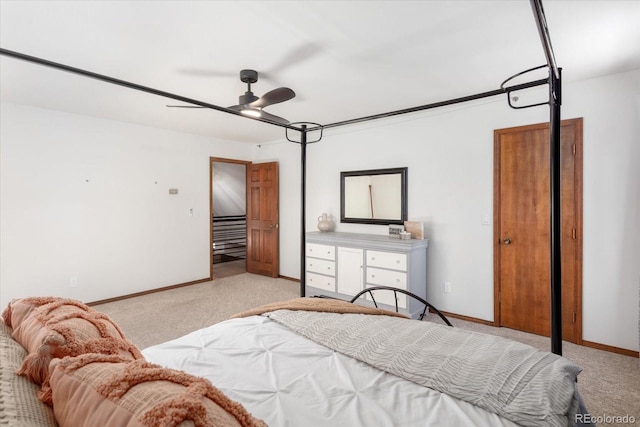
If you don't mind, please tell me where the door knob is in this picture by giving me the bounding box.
[503,237,512,245]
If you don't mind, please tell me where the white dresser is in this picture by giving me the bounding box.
[305,231,429,318]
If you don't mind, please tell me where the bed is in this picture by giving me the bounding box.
[2,294,590,426]
[142,296,590,427]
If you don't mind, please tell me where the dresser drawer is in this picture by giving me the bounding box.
[306,258,336,276]
[366,250,407,271]
[306,272,336,292]
[306,243,335,260]
[366,267,407,289]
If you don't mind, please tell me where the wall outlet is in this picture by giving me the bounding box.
[69,276,78,288]
[444,281,452,293]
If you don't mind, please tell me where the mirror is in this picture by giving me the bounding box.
[340,167,407,225]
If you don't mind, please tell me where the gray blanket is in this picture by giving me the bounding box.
[266,309,582,427]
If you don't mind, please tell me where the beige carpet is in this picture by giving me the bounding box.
[95,273,639,426]
[94,273,299,349]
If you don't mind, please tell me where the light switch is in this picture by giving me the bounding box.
[481,213,490,225]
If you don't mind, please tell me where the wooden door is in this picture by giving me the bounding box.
[494,118,583,343]
[246,162,279,277]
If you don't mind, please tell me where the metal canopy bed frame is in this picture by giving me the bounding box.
[0,0,565,355]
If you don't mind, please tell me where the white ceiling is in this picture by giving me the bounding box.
[1,1,639,144]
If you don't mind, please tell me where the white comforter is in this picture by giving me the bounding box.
[143,315,521,427]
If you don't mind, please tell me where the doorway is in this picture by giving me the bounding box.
[210,158,280,279]
[210,158,250,279]
[493,118,583,344]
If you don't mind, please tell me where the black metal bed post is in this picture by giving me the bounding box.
[300,125,308,297]
[549,69,562,355]
[530,0,563,355]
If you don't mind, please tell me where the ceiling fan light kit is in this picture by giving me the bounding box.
[241,109,262,118]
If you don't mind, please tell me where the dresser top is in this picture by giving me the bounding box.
[307,231,428,251]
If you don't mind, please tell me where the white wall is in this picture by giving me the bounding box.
[0,102,253,307]
[257,69,640,352]
[571,70,640,352]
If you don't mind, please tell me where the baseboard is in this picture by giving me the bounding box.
[582,340,639,358]
[278,275,300,282]
[438,309,496,327]
[435,309,639,358]
[86,277,212,306]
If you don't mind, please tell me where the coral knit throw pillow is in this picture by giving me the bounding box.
[49,355,267,427]
[2,297,142,388]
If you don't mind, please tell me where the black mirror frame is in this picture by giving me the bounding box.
[340,167,408,225]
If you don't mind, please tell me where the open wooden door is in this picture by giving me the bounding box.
[246,162,279,277]
[494,118,583,344]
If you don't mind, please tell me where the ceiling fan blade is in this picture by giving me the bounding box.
[249,87,295,109]
[166,105,207,108]
[168,102,289,124]
[227,104,288,123]
[258,110,290,125]
[268,43,323,74]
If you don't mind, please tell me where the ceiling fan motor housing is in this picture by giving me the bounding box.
[240,69,258,84]
[239,92,259,105]
[239,69,259,105]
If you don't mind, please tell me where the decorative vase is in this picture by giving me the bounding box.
[317,213,334,232]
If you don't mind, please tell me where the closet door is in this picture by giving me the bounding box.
[337,247,363,296]
[494,119,582,344]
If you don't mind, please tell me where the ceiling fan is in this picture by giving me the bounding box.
[167,69,295,124]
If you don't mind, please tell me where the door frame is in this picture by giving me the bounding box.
[492,118,583,343]
[209,157,251,280]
